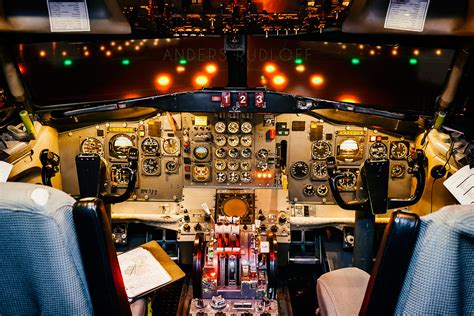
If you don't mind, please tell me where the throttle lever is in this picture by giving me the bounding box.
[40,149,60,187]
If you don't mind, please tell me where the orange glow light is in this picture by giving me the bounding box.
[339,95,360,104]
[257,173,263,179]
[272,75,286,86]
[125,41,130,46]
[62,51,67,57]
[359,44,364,49]
[135,46,140,51]
[157,75,171,87]
[310,75,324,86]
[100,46,105,51]
[391,49,398,56]
[84,51,90,57]
[295,65,306,72]
[195,75,209,87]
[106,51,112,57]
[436,49,442,56]
[176,66,186,73]
[413,49,420,56]
[111,41,116,46]
[39,50,46,57]
[18,64,26,75]
[370,50,375,56]
[264,63,277,74]
[117,46,123,51]
[205,64,217,74]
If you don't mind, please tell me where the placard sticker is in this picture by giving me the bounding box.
[384,0,430,32]
[47,0,90,32]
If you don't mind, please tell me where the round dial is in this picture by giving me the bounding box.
[337,170,357,190]
[109,134,134,159]
[227,122,240,134]
[390,142,409,160]
[303,184,316,197]
[240,161,252,171]
[240,172,252,183]
[215,148,227,158]
[141,137,160,155]
[111,164,130,185]
[215,135,227,147]
[142,158,160,175]
[214,160,227,171]
[228,148,240,158]
[240,135,252,147]
[192,165,211,182]
[228,160,239,171]
[163,138,179,155]
[81,137,104,156]
[311,141,331,160]
[216,172,227,183]
[311,162,327,179]
[290,161,310,179]
[241,122,253,134]
[317,184,329,197]
[391,164,406,178]
[193,146,209,160]
[257,148,269,160]
[214,121,226,134]
[257,161,269,171]
[228,172,239,183]
[369,142,388,159]
[165,160,179,173]
[241,148,252,159]
[228,135,240,147]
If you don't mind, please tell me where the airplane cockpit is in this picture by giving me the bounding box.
[0,1,473,315]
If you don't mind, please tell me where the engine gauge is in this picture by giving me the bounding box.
[111,164,131,185]
[228,160,239,171]
[311,162,327,180]
[257,161,269,171]
[81,137,104,156]
[240,161,252,171]
[303,184,316,197]
[216,172,227,183]
[391,164,406,178]
[256,148,269,160]
[241,122,253,134]
[215,135,227,147]
[214,160,227,171]
[337,170,357,191]
[369,142,388,159]
[141,137,160,155]
[193,146,209,160]
[214,121,226,134]
[163,138,180,155]
[240,135,252,147]
[240,172,252,183]
[317,184,329,197]
[109,134,134,159]
[228,148,240,158]
[215,148,227,158]
[241,148,252,159]
[390,142,409,160]
[192,165,211,182]
[227,121,240,134]
[228,171,240,183]
[228,135,240,147]
[165,160,179,173]
[290,161,310,179]
[311,141,331,160]
[142,157,160,176]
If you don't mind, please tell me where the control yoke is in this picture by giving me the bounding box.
[40,149,60,187]
[326,149,426,214]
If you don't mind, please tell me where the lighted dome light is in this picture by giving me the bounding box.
[264,63,277,74]
[310,75,324,86]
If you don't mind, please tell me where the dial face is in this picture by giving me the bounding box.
[192,165,211,182]
[215,148,227,158]
[303,184,316,197]
[240,161,252,171]
[111,164,130,185]
[81,137,104,156]
[228,148,240,158]
[141,137,160,155]
[311,141,331,160]
[228,135,240,147]
[228,160,239,171]
[240,135,252,147]
[193,146,209,160]
[109,134,134,159]
[311,162,327,180]
[165,160,179,173]
[337,138,364,163]
[241,148,252,159]
[257,161,269,171]
[241,122,253,134]
[214,121,226,134]
[228,171,239,183]
[391,164,406,178]
[227,121,240,134]
[142,158,160,176]
[316,184,329,197]
[163,138,179,155]
[257,148,269,160]
[290,161,310,179]
[390,142,409,160]
[337,170,357,190]
[240,172,252,183]
[216,172,227,183]
[369,142,388,159]
[214,160,227,171]
[215,135,227,147]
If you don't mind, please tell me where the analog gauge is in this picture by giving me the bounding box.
[142,158,160,176]
[241,148,252,159]
[257,161,269,171]
[241,122,253,134]
[311,141,331,160]
[111,164,130,185]
[141,137,160,155]
[165,160,179,173]
[257,148,269,160]
[163,138,180,155]
[215,135,227,147]
[192,165,211,182]
[109,134,134,159]
[240,172,252,183]
[216,172,227,183]
[228,135,240,147]
[228,160,239,171]
[390,142,409,160]
[228,172,240,183]
[193,146,209,160]
[240,135,252,147]
[391,164,406,178]
[369,142,388,159]
[290,161,310,179]
[337,170,357,191]
[228,148,240,158]
[215,148,227,158]
[316,184,329,197]
[240,161,252,171]
[303,184,316,197]
[227,121,240,134]
[81,137,104,156]
[214,160,227,171]
[311,162,327,180]
[214,121,226,134]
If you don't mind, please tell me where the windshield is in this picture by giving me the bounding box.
[16,36,454,114]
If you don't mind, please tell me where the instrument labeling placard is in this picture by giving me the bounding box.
[47,0,91,32]
[384,0,430,32]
